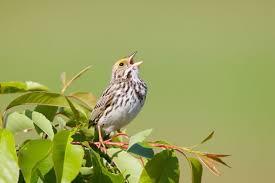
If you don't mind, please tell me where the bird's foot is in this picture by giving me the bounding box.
[99,138,107,154]
[97,125,107,153]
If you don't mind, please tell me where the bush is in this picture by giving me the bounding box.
[0,66,229,183]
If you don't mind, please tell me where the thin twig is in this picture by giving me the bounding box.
[61,66,91,94]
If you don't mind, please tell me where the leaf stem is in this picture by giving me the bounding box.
[61,66,91,94]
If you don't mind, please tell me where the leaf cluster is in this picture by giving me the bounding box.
[0,67,230,183]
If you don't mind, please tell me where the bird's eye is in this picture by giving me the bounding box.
[119,63,124,66]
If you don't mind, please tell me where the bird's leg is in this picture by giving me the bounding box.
[97,125,107,153]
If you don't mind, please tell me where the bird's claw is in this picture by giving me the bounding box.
[97,125,107,153]
[99,139,107,153]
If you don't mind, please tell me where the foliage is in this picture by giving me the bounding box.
[0,67,230,183]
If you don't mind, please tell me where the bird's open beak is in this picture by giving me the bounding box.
[128,51,137,64]
[128,51,143,67]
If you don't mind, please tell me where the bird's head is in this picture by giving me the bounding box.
[111,52,143,81]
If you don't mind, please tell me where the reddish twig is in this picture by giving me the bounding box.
[149,143,187,156]
[72,140,189,157]
[105,133,129,143]
[72,136,207,160]
[71,135,229,176]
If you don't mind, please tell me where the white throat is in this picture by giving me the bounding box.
[123,67,140,81]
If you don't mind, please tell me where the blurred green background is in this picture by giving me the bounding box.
[0,0,274,182]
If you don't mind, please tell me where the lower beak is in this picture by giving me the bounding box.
[132,61,143,67]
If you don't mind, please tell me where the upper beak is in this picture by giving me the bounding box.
[128,51,137,64]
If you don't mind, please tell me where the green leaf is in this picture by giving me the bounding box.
[127,129,154,158]
[79,126,94,139]
[43,168,57,183]
[6,92,88,119]
[0,112,3,128]
[5,112,35,134]
[188,158,203,183]
[65,97,81,121]
[200,131,214,144]
[69,92,97,109]
[58,106,89,128]
[108,148,143,183]
[128,129,153,150]
[35,105,58,121]
[18,139,52,183]
[0,81,48,94]
[128,143,154,159]
[79,167,94,176]
[26,111,55,140]
[139,150,179,183]
[52,116,67,132]
[52,130,84,183]
[0,129,19,183]
[89,149,124,183]
[36,154,55,181]
[25,81,48,91]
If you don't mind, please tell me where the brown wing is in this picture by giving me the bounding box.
[89,84,116,126]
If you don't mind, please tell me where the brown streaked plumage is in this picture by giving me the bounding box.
[90,52,147,152]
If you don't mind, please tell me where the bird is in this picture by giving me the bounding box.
[89,52,147,152]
